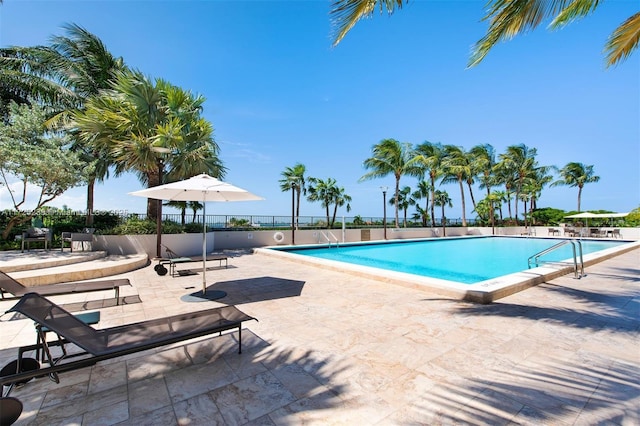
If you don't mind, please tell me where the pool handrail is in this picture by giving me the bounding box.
[528,239,584,278]
[318,231,339,247]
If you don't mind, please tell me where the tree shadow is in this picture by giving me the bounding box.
[451,285,638,334]
[441,255,640,334]
[408,355,639,424]
[8,329,349,425]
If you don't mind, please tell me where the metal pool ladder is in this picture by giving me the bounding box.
[528,240,584,278]
[318,231,339,248]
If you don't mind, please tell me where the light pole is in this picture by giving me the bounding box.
[291,182,295,245]
[381,186,388,240]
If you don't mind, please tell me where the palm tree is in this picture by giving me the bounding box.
[188,201,204,222]
[412,180,431,226]
[469,1,640,68]
[165,201,188,225]
[415,141,446,228]
[433,190,453,236]
[493,161,516,222]
[164,200,203,226]
[330,0,639,68]
[552,162,600,211]
[491,190,507,223]
[360,138,422,228]
[0,47,76,117]
[527,165,554,213]
[307,177,351,228]
[518,192,532,228]
[441,145,472,227]
[1,24,126,225]
[73,69,225,220]
[391,186,414,227]
[498,144,538,225]
[279,163,306,230]
[469,143,497,223]
[331,186,352,228]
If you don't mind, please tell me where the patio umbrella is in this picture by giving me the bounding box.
[564,212,600,228]
[129,174,263,297]
[565,212,629,228]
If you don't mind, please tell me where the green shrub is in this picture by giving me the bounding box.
[624,207,640,227]
[104,218,185,235]
[184,222,210,233]
[530,207,567,225]
[92,211,122,230]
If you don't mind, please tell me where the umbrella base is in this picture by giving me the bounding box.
[180,290,227,303]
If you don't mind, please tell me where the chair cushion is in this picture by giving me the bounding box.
[27,227,47,237]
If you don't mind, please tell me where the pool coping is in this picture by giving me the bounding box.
[254,236,640,303]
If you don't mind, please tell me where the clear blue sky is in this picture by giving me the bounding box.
[1,1,638,220]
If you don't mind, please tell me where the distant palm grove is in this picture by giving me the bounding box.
[0,24,637,247]
[279,139,604,231]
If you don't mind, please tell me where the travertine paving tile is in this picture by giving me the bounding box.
[173,393,226,425]
[127,376,171,418]
[0,247,637,425]
[210,371,296,425]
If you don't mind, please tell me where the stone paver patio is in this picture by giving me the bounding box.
[1,247,638,425]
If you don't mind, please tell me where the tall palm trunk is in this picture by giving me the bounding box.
[295,188,302,229]
[393,177,400,228]
[331,204,339,228]
[429,174,436,228]
[466,180,477,213]
[85,178,95,226]
[458,178,466,227]
[147,166,162,220]
[325,203,331,229]
[577,185,583,211]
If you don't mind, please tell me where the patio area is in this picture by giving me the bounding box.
[1,247,638,425]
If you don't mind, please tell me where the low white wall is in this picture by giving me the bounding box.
[95,226,640,257]
[94,233,212,258]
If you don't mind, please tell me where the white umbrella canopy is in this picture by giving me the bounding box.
[129,174,263,296]
[565,212,629,219]
[564,212,629,228]
[565,212,602,228]
[130,174,264,203]
[564,212,600,219]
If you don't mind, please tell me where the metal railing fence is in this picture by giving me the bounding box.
[0,210,475,233]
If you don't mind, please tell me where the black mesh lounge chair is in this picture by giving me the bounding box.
[0,270,130,304]
[155,245,228,277]
[0,293,257,424]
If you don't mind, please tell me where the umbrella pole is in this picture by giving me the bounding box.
[202,201,207,294]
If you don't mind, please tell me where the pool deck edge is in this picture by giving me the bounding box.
[255,238,640,304]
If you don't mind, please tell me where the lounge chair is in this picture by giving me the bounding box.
[0,270,130,304]
[0,293,257,424]
[20,227,52,252]
[155,245,228,277]
[61,228,95,252]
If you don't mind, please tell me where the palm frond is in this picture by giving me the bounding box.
[605,12,640,67]
[468,0,567,67]
[330,0,405,46]
[549,0,600,29]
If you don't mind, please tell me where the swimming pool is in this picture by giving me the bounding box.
[257,236,639,303]
[282,237,623,283]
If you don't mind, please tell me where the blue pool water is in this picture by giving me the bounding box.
[281,237,624,284]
